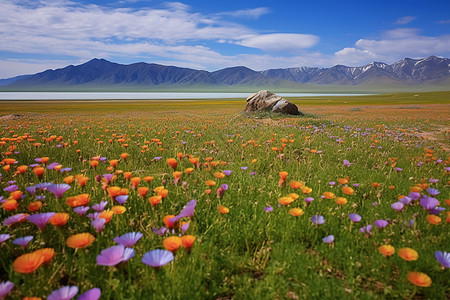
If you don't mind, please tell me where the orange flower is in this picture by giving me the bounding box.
[143,176,154,182]
[49,213,69,227]
[63,175,74,184]
[372,182,380,188]
[157,189,168,198]
[2,158,17,165]
[173,171,182,179]
[153,186,164,193]
[130,177,141,188]
[335,197,348,205]
[163,236,182,252]
[289,208,304,216]
[338,177,349,185]
[214,172,225,179]
[13,253,45,273]
[181,235,196,249]
[3,164,10,172]
[426,215,441,225]
[123,172,133,180]
[342,186,354,195]
[378,245,395,256]
[163,214,177,228]
[27,201,42,212]
[33,167,45,178]
[89,160,99,168]
[22,297,42,300]
[149,195,162,206]
[407,271,432,287]
[99,210,114,223]
[16,165,28,174]
[66,194,90,207]
[110,159,119,167]
[323,192,336,199]
[289,181,303,189]
[301,186,312,194]
[205,180,216,186]
[111,205,126,214]
[398,248,419,261]
[278,196,294,206]
[66,233,95,249]
[32,248,56,264]
[10,190,23,200]
[410,186,422,193]
[278,171,288,186]
[2,199,19,211]
[288,193,299,200]
[218,205,229,214]
[41,157,49,164]
[167,158,178,169]
[137,187,149,198]
[120,153,128,160]
[388,185,395,190]
[184,167,194,174]
[76,175,89,187]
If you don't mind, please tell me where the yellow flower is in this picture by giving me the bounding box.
[289,208,304,216]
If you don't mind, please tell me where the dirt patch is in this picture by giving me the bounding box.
[0,114,23,120]
[415,125,450,152]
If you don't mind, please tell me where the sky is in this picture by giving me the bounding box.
[0,0,449,78]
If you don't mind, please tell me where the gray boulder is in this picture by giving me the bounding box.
[245,90,302,115]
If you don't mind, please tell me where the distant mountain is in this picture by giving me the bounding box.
[1,56,449,91]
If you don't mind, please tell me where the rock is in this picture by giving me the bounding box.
[245,90,302,115]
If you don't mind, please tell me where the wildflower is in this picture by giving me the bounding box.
[49,213,69,227]
[0,234,11,243]
[311,215,325,225]
[99,210,114,223]
[360,225,373,234]
[115,195,129,205]
[378,245,395,256]
[96,244,135,266]
[33,167,45,178]
[13,236,34,248]
[322,235,334,244]
[278,171,288,186]
[167,158,178,169]
[398,248,419,261]
[304,197,314,203]
[143,176,154,182]
[426,215,441,225]
[112,205,126,214]
[66,233,95,249]
[214,172,225,179]
[420,197,439,210]
[123,172,132,180]
[114,232,143,247]
[142,249,174,268]
[181,235,196,250]
[92,201,108,212]
[120,153,128,160]
[407,271,432,287]
[301,186,312,194]
[2,199,19,211]
[66,194,90,207]
[278,196,294,206]
[264,206,273,212]
[130,177,141,188]
[13,253,45,273]
[47,286,78,300]
[169,200,197,223]
[163,236,182,252]
[27,201,42,212]
[149,195,162,206]
[289,208,304,216]
[342,186,354,195]
[205,180,216,186]
[91,218,106,233]
[391,201,404,212]
[78,288,101,300]
[435,251,450,268]
[349,213,361,222]
[33,248,55,264]
[322,192,335,199]
[0,281,14,299]
[27,212,55,231]
[3,213,28,226]
[163,215,177,228]
[374,220,388,229]
[335,197,347,205]
[223,170,232,176]
[218,205,229,214]
[289,181,303,189]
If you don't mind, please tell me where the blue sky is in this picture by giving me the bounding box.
[0,0,449,78]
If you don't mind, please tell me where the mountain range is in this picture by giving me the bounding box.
[1,56,449,92]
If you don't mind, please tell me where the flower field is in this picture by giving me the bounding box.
[0,93,449,299]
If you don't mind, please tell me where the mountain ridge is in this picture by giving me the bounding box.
[1,56,449,92]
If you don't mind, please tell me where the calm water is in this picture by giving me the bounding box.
[0,92,369,100]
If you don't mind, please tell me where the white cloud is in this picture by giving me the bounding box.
[0,59,79,78]
[236,34,319,52]
[395,16,416,25]
[216,7,270,19]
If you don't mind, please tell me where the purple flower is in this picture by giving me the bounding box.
[153,157,162,161]
[399,196,412,205]
[430,207,446,215]
[0,234,11,243]
[264,206,273,212]
[408,192,421,200]
[304,197,314,203]
[73,206,89,216]
[394,167,403,172]
[420,197,439,210]
[221,184,229,190]
[391,202,404,212]
[153,227,167,236]
[46,184,71,199]
[114,232,143,247]
[12,236,33,248]
[223,170,232,176]
[349,213,361,222]
[359,225,372,234]
[417,161,424,167]
[374,220,388,229]
[35,158,43,163]
[77,288,101,300]
[47,162,60,170]
[426,188,440,196]
[60,167,72,173]
[47,285,78,300]
[428,178,439,183]
[435,251,450,268]
[343,160,352,167]
[329,181,336,187]
[3,213,28,226]
[0,281,14,299]
[27,212,55,230]
[170,200,197,224]
[115,195,128,204]
[35,182,53,190]
[181,222,190,233]
[142,249,174,268]
[311,215,325,225]
[322,235,334,244]
[3,185,19,193]
[91,218,106,233]
[26,186,37,194]
[96,244,135,266]
[241,166,248,170]
[102,174,114,182]
[92,201,108,212]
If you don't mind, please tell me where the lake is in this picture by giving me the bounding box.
[0,92,370,100]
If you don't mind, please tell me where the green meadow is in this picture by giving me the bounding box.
[0,92,449,299]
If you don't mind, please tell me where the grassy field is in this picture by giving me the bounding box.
[0,92,449,299]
